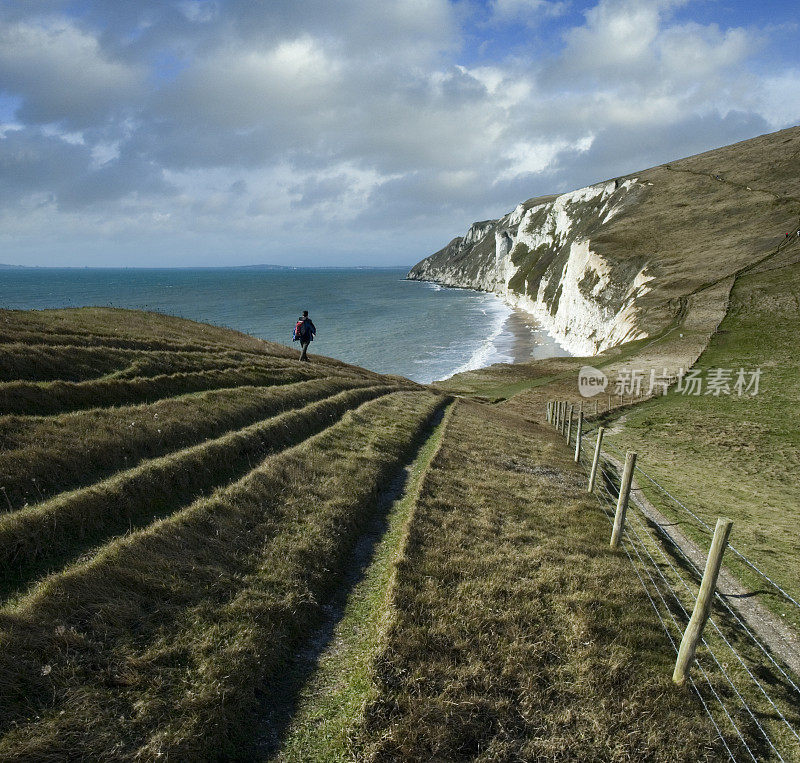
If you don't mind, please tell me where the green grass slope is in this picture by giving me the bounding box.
[603,244,800,629]
[0,307,449,757]
[592,125,800,338]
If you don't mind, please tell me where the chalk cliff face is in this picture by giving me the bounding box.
[408,179,655,355]
[410,126,800,357]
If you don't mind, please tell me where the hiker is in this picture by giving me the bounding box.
[293,310,316,361]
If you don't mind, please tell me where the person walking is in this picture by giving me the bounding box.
[293,310,316,361]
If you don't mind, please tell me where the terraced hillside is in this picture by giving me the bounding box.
[0,307,446,757]
[0,307,759,760]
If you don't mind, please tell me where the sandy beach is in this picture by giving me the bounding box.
[495,308,572,365]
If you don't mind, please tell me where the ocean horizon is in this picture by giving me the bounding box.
[0,266,570,384]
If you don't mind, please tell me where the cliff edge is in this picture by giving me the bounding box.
[409,125,800,355]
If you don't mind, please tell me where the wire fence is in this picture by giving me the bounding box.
[600,438,800,615]
[546,401,800,762]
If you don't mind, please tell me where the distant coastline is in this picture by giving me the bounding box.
[0,263,414,271]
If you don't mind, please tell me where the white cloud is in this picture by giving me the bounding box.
[757,69,800,128]
[659,23,755,82]
[562,0,662,70]
[498,138,578,180]
[0,17,143,127]
[490,0,568,25]
[0,0,795,265]
[177,1,219,24]
[90,141,121,168]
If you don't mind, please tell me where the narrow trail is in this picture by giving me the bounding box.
[352,400,732,761]
[663,163,800,209]
[261,401,453,761]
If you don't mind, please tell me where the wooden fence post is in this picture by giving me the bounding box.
[574,411,584,462]
[560,401,567,434]
[566,404,574,443]
[587,426,605,492]
[555,401,561,430]
[610,451,637,548]
[594,400,599,416]
[673,518,734,685]
[546,401,551,423]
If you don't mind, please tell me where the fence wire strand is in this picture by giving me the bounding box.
[591,442,800,705]
[563,418,800,760]
[600,439,800,613]
[585,461,742,760]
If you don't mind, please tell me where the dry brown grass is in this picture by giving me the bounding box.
[0,343,134,382]
[0,390,445,759]
[0,306,287,356]
[0,377,371,508]
[0,363,327,415]
[0,384,395,602]
[356,401,728,761]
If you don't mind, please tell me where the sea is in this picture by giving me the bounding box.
[0,267,570,384]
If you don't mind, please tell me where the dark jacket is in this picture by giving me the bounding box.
[295,317,316,343]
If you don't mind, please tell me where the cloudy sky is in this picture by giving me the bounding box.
[0,0,798,267]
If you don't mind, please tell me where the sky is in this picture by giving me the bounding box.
[0,0,798,268]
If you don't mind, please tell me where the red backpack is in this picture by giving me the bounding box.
[294,320,306,341]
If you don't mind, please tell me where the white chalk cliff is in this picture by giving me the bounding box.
[408,178,656,356]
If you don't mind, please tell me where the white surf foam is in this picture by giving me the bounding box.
[437,297,513,382]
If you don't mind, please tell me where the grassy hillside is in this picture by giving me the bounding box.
[429,232,800,761]
[0,308,446,757]
[0,307,731,759]
[602,244,800,629]
[589,125,800,338]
